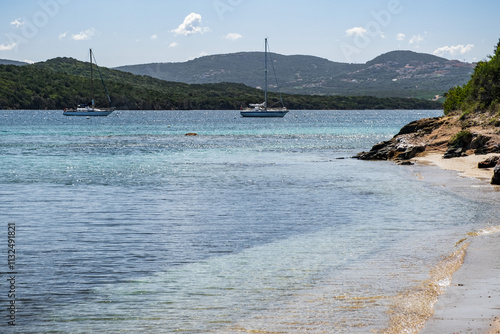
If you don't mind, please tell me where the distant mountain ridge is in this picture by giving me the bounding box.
[0,59,28,66]
[115,50,475,99]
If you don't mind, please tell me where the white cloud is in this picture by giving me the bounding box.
[71,28,96,41]
[433,44,474,58]
[0,43,17,51]
[10,18,24,28]
[151,34,158,40]
[346,27,367,37]
[58,32,68,40]
[169,42,178,48]
[225,33,242,41]
[172,13,209,36]
[396,33,406,41]
[409,34,424,45]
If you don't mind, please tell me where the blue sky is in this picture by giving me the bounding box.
[0,0,499,67]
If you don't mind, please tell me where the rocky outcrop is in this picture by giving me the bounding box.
[355,139,425,160]
[355,117,444,160]
[443,132,492,159]
[356,114,500,161]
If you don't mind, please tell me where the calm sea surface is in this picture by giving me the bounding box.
[1,109,498,333]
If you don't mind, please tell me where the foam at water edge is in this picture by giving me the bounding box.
[467,225,500,236]
[381,241,469,334]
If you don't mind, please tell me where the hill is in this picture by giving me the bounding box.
[0,58,442,110]
[0,59,28,66]
[115,50,475,99]
[356,39,500,181]
[0,57,441,110]
[365,50,448,66]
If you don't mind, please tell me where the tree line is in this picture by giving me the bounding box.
[0,58,442,110]
[444,39,500,117]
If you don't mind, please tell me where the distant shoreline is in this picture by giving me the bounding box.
[0,107,442,111]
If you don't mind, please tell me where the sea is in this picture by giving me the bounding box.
[1,109,499,333]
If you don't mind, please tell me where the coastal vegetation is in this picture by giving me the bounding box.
[0,57,441,110]
[357,39,500,179]
[444,40,500,119]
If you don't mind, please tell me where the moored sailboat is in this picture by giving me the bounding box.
[240,38,288,117]
[63,49,115,116]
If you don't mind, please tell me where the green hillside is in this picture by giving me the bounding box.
[0,57,442,110]
[444,40,500,118]
[365,50,448,66]
[115,50,474,99]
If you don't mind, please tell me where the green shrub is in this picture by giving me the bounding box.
[449,130,473,146]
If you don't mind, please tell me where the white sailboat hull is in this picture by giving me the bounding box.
[63,107,114,116]
[240,109,288,117]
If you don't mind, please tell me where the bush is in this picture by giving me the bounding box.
[444,39,500,115]
[449,130,472,146]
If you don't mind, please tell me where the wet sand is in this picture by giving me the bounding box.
[414,154,500,333]
[420,232,500,334]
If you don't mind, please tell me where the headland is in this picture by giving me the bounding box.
[355,111,500,333]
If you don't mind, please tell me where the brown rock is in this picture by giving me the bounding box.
[491,162,500,185]
[478,156,500,169]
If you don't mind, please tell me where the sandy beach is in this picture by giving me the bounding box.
[413,153,499,180]
[413,154,500,333]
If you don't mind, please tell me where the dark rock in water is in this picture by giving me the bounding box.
[185,132,198,136]
[355,117,442,161]
[478,156,500,169]
[491,161,500,185]
[355,138,425,161]
[355,140,393,160]
[397,145,426,160]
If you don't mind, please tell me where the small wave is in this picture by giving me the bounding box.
[381,242,469,334]
[467,225,500,236]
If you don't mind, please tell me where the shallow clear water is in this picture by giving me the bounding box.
[1,109,498,333]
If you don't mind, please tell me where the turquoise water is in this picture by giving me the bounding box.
[1,109,497,333]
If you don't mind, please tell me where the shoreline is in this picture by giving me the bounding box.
[411,153,500,333]
[413,153,499,180]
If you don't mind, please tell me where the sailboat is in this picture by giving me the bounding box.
[240,38,288,117]
[63,49,115,116]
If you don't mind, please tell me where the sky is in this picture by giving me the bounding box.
[0,0,499,67]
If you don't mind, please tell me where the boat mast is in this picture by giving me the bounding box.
[264,38,268,111]
[90,48,95,108]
